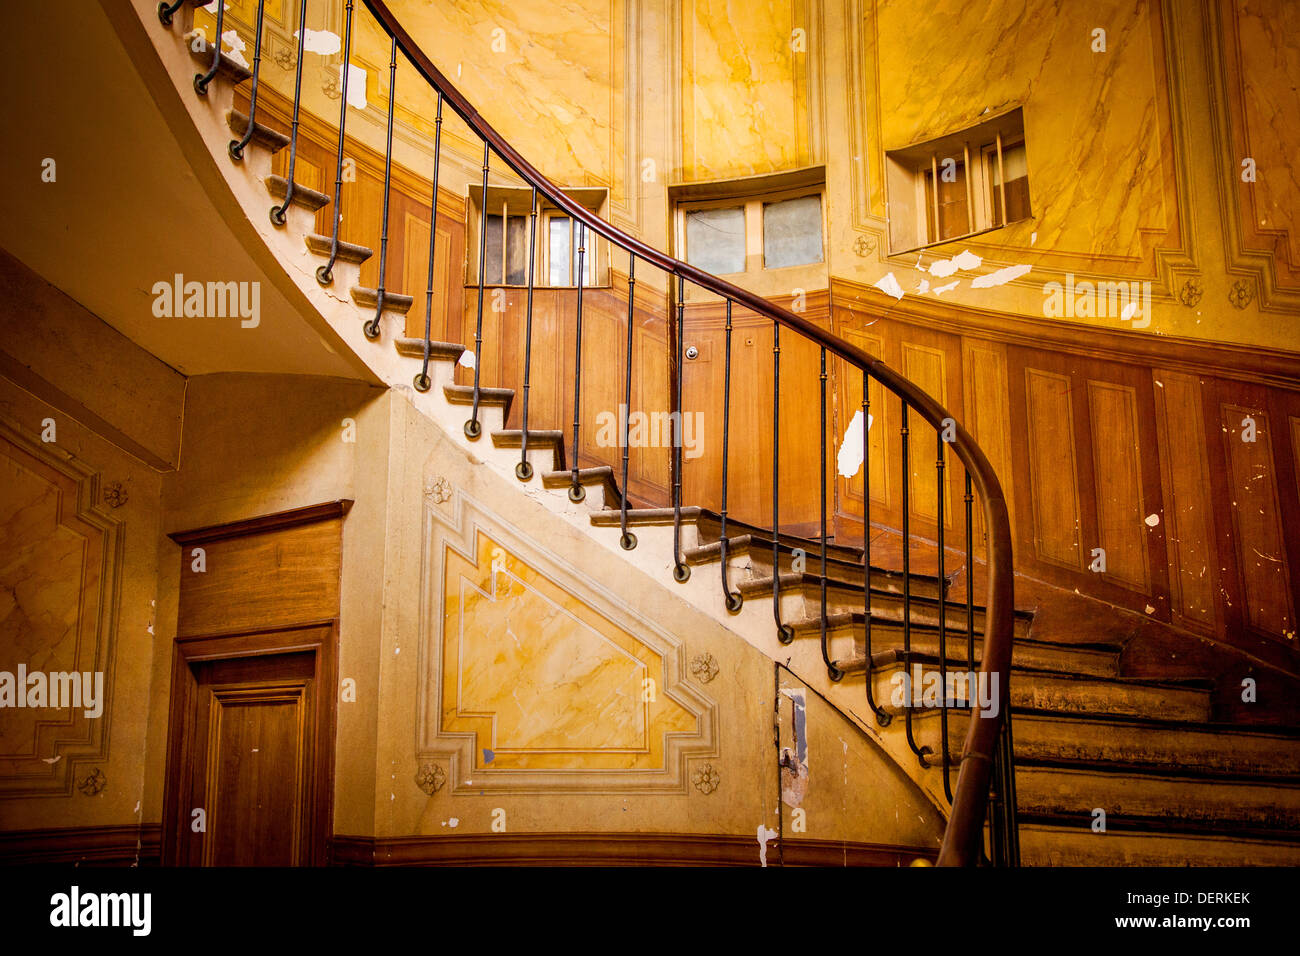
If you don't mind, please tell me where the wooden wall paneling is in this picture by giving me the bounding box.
[831,310,891,544]
[1152,370,1222,633]
[1015,363,1085,574]
[1086,379,1153,594]
[1211,390,1297,642]
[400,210,465,344]
[961,339,1014,550]
[170,510,345,638]
[630,319,671,505]
[899,333,961,539]
[576,288,629,473]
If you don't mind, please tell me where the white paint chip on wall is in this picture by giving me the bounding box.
[970,264,1032,288]
[221,30,249,68]
[295,28,342,56]
[342,63,368,109]
[836,409,874,478]
[458,350,476,370]
[874,272,904,300]
[929,249,981,278]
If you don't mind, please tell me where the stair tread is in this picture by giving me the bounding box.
[266,175,330,212]
[395,337,464,361]
[305,234,372,263]
[227,110,290,153]
[351,286,415,314]
[188,36,252,84]
[490,430,567,471]
[591,507,703,526]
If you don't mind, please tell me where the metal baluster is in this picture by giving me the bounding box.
[1002,713,1020,865]
[720,300,742,612]
[862,372,889,724]
[672,275,689,583]
[158,0,187,26]
[937,429,952,802]
[364,35,399,339]
[413,92,445,393]
[966,471,975,672]
[820,348,842,681]
[269,0,310,227]
[514,187,539,472]
[568,223,587,502]
[618,253,637,548]
[315,0,355,285]
[228,0,268,161]
[465,140,490,439]
[194,0,226,95]
[772,322,793,644]
[902,403,933,766]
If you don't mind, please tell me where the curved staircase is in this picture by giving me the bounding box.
[123,0,1300,865]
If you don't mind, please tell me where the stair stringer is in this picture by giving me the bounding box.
[111,0,961,826]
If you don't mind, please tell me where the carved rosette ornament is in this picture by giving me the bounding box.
[1228,279,1254,310]
[424,475,453,504]
[1177,277,1204,307]
[415,763,447,795]
[852,235,877,257]
[691,762,720,795]
[322,73,340,99]
[273,46,295,71]
[689,653,719,683]
[77,768,107,796]
[103,481,129,509]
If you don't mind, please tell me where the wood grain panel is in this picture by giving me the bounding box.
[962,340,1013,545]
[1220,405,1295,638]
[175,519,342,638]
[901,342,952,526]
[1153,371,1220,630]
[1024,368,1084,570]
[1087,380,1151,592]
[835,324,889,520]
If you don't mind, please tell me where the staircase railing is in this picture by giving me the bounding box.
[178,0,1018,865]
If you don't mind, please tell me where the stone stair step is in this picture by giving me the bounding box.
[853,658,1210,721]
[542,467,623,507]
[684,533,947,601]
[1015,763,1300,831]
[266,175,330,212]
[591,507,703,528]
[941,710,1300,778]
[226,109,289,154]
[443,384,514,420]
[490,430,567,472]
[790,615,1119,677]
[305,234,372,264]
[187,35,251,84]
[351,286,414,315]
[395,338,465,363]
[1019,820,1300,866]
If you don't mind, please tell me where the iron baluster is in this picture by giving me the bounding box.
[772,322,792,643]
[364,36,399,339]
[820,348,842,681]
[720,300,741,611]
[194,0,226,95]
[568,224,587,502]
[413,92,445,393]
[618,253,637,548]
[672,275,689,583]
[902,404,933,767]
[228,0,268,161]
[315,0,355,285]
[269,0,310,227]
[465,140,490,439]
[938,429,952,802]
[966,472,975,672]
[862,372,889,724]
[158,0,186,26]
[514,187,539,473]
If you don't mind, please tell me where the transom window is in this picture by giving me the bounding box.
[472,187,604,287]
[885,108,1032,253]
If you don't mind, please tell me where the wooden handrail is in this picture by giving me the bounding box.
[360,0,1015,865]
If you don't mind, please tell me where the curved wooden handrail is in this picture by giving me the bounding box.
[361,0,1013,866]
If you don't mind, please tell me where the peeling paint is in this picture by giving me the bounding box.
[294,28,341,56]
[756,824,778,867]
[342,63,368,110]
[459,350,476,370]
[928,249,981,278]
[873,272,904,300]
[970,263,1032,288]
[835,409,873,478]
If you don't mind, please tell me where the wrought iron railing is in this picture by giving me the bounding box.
[167,0,1018,866]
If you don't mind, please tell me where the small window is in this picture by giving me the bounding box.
[884,108,1031,253]
[685,206,746,274]
[674,171,825,279]
[763,195,823,269]
[471,186,606,287]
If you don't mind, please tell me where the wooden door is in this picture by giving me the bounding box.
[180,650,318,866]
